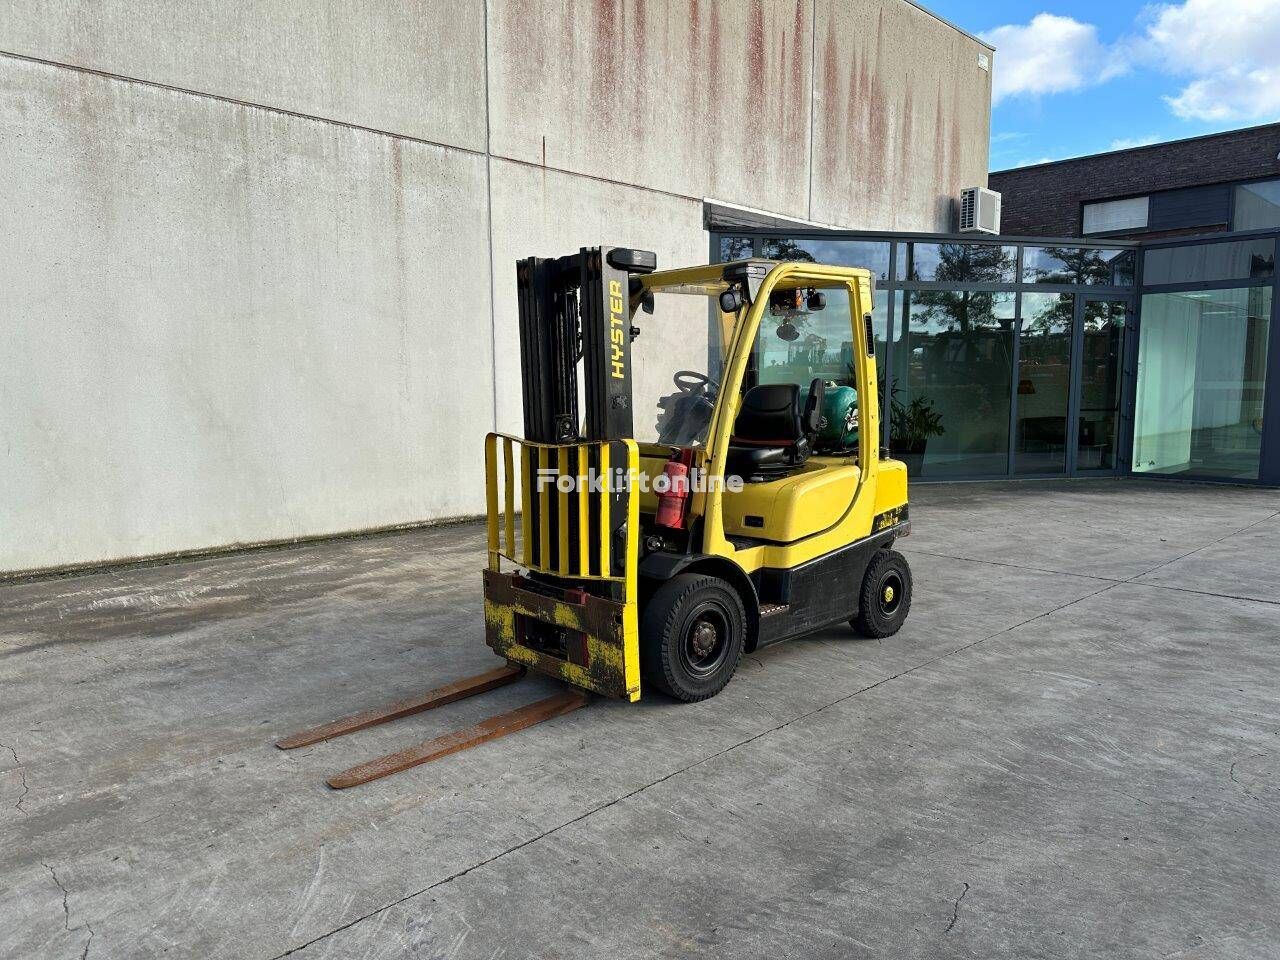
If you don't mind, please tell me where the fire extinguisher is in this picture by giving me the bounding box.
[654,450,694,529]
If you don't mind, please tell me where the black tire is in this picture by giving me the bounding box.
[851,549,912,638]
[641,574,746,702]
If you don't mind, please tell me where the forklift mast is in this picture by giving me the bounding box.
[515,247,656,444]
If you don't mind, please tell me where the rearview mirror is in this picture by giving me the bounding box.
[776,322,800,342]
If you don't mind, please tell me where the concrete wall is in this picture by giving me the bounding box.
[811,0,994,229]
[0,0,991,575]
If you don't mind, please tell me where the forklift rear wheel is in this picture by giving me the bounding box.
[641,574,746,702]
[851,549,912,638]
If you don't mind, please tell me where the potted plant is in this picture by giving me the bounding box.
[889,385,944,476]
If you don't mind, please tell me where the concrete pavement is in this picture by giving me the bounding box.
[2,478,1278,958]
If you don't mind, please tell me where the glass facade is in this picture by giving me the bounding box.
[898,242,1017,283]
[900,290,1014,477]
[719,236,753,261]
[1077,299,1128,470]
[713,227,1280,485]
[1142,238,1275,285]
[1016,293,1073,474]
[1132,287,1272,480]
[1234,180,1280,231]
[1022,247,1134,286]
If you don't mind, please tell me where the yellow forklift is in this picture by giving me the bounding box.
[278,248,912,788]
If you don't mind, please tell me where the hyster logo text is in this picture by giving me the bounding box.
[608,279,625,379]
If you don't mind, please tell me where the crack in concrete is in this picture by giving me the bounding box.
[907,548,1121,584]
[911,508,1280,608]
[1128,581,1280,609]
[1229,753,1267,799]
[43,860,94,959]
[267,583,1119,959]
[1124,510,1280,579]
[944,882,970,935]
[1,739,29,813]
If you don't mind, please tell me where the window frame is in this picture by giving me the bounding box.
[1081,196,1151,236]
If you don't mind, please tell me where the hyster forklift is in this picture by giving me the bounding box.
[278,248,912,788]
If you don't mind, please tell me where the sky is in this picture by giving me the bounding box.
[923,0,1280,171]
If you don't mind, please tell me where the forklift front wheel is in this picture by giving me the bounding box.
[851,549,913,638]
[641,574,746,703]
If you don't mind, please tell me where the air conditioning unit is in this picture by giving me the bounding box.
[959,186,1001,234]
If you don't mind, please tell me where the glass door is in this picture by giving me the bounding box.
[1072,297,1130,473]
[1015,293,1074,474]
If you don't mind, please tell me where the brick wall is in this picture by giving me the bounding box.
[989,123,1280,237]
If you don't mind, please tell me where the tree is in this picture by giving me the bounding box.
[1028,246,1125,286]
[907,243,1016,335]
[764,238,816,262]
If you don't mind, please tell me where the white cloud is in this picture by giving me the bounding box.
[1140,0,1280,121]
[981,14,1128,104]
[982,2,1280,123]
[1141,0,1280,73]
[1108,134,1162,150]
[1016,155,1065,168]
[1165,68,1280,122]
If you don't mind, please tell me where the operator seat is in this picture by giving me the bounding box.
[725,379,825,483]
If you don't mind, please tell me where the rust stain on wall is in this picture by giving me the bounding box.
[747,2,765,96]
[791,0,808,111]
[485,0,985,224]
[899,86,915,217]
[592,0,621,109]
[820,25,840,186]
[932,82,946,193]
[866,9,888,198]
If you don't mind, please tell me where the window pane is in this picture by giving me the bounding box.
[902,242,1017,283]
[884,290,902,448]
[632,290,721,446]
[761,238,892,283]
[1078,300,1128,470]
[1133,287,1272,480]
[1023,246,1134,286]
[1083,196,1149,234]
[756,239,890,376]
[1015,293,1074,474]
[1233,180,1280,231]
[755,288,856,386]
[1142,238,1275,285]
[898,290,1015,477]
[718,236,753,261]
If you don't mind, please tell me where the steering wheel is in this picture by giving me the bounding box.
[674,370,717,394]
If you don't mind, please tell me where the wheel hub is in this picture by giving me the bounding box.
[690,621,718,658]
[879,572,904,614]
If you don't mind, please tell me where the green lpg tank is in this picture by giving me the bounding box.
[818,384,858,451]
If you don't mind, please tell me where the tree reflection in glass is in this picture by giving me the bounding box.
[902,243,1017,477]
